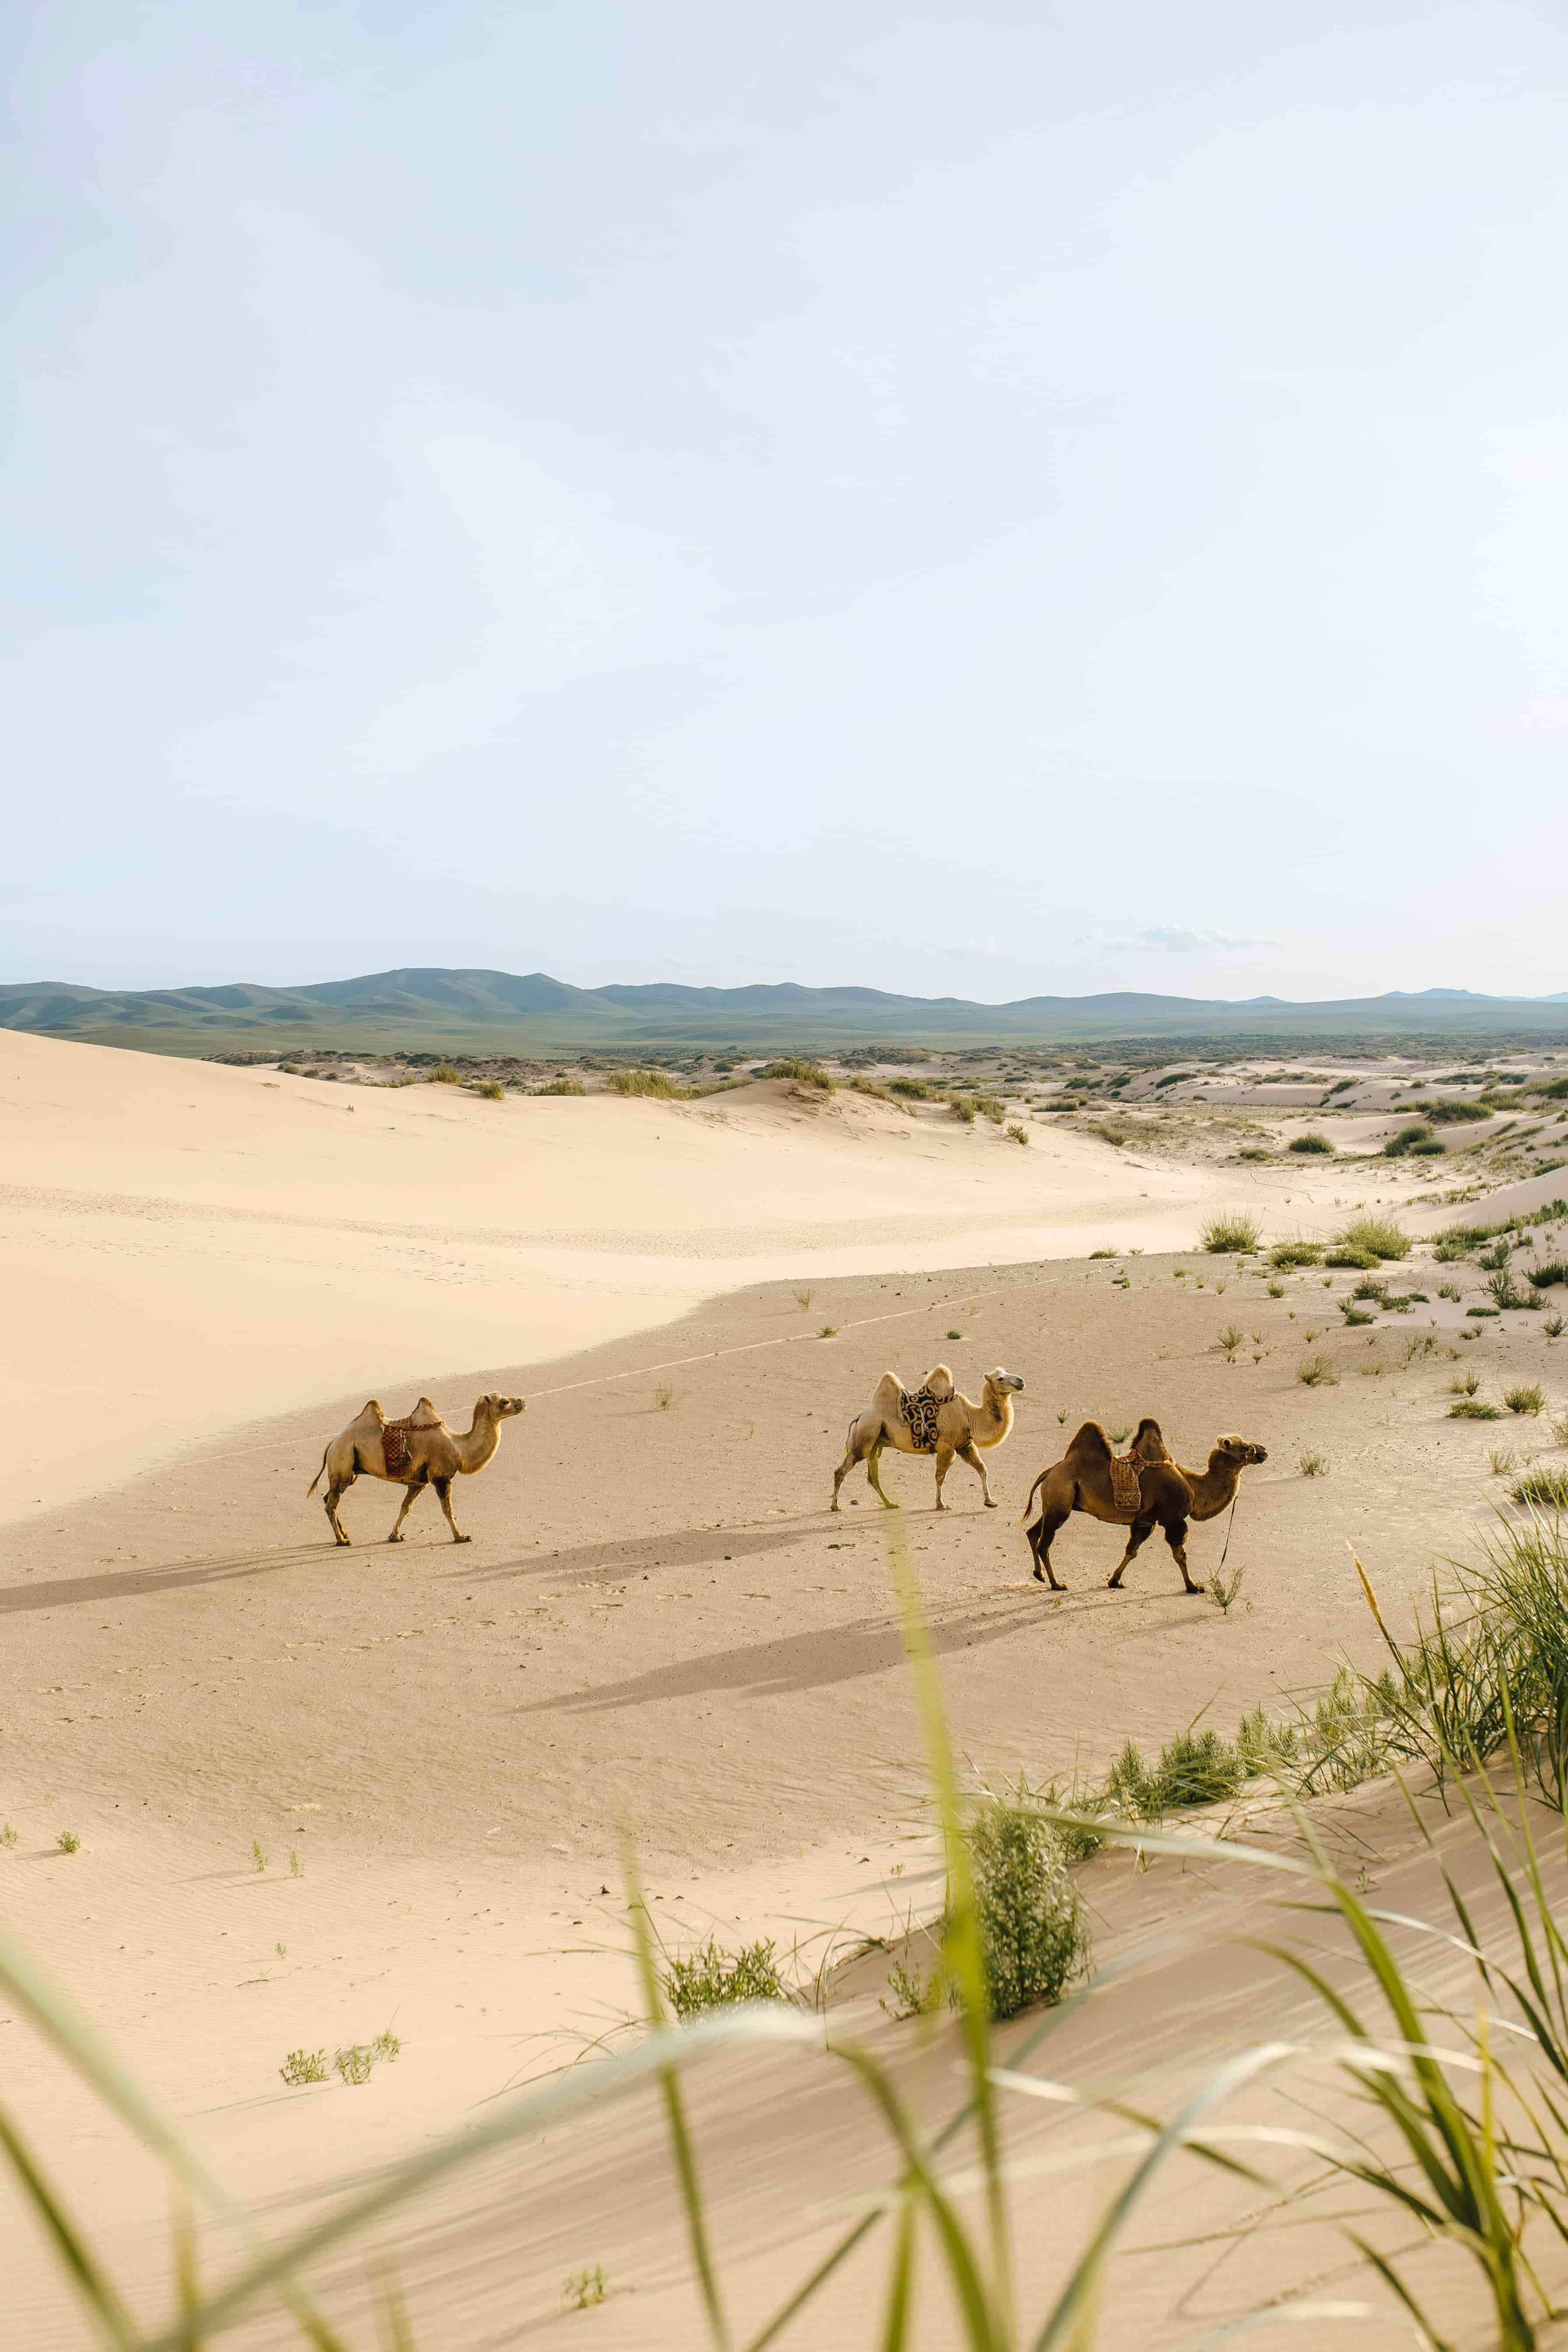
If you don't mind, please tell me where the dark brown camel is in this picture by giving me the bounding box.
[1020,1418,1267,1593]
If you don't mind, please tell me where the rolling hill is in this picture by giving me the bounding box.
[3,969,1568,1054]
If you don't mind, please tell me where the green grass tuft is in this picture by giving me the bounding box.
[1200,1210,1261,1254]
[662,1936,789,2019]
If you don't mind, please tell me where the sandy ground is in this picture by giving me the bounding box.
[3,1032,1567,2345]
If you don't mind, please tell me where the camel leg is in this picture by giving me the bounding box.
[433,1475,470,1544]
[1164,1514,1202,1595]
[386,1481,424,1544]
[833,1427,869,1510]
[1028,1509,1069,1590]
[933,1443,957,1510]
[957,1438,995,1508]
[864,1442,899,1509]
[323,1478,353,1546]
[1106,1513,1158,1590]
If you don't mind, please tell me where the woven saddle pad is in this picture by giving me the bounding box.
[381,1416,441,1477]
[1108,1453,1144,1511]
[900,1385,943,1454]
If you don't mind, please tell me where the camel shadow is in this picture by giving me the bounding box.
[521,1589,1045,1716]
[0,1546,329,1618]
[456,1521,825,1592]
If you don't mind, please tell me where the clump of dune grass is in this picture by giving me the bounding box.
[1450,1398,1504,1420]
[1200,1209,1261,1254]
[948,1094,976,1123]
[966,1800,1088,2019]
[758,1059,833,1089]
[1335,1213,1410,1260]
[563,2264,609,2310]
[1269,1239,1322,1267]
[818,1323,838,1339]
[1505,1383,1546,1416]
[887,1075,935,1100]
[974,1095,1005,1123]
[279,2048,327,2086]
[661,1936,789,2019]
[1287,1131,1333,1155]
[532,1074,585,1095]
[1236,1145,1271,1162]
[1004,1120,1028,1145]
[1296,1352,1338,1387]
[1298,1449,1328,1477]
[55,1830,80,1855]
[1324,1244,1380,1269]
[611,1067,688,1099]
[475,1078,505,1101]
[1514,1464,1568,1509]
[1449,1369,1481,1396]
[654,1384,673,1410]
[430,1063,463,1084]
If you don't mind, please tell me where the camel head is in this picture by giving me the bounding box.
[984,1367,1025,1396]
[1213,1432,1267,1468]
[477,1394,526,1422]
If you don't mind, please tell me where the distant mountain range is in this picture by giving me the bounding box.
[4,969,1568,1053]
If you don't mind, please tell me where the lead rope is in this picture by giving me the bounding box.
[1215,1489,1240,1576]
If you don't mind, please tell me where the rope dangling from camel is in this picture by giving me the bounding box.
[900,1385,943,1454]
[380,1415,442,1477]
[1108,1453,1144,1511]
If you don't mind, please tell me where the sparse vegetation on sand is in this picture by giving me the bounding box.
[1385,1120,1442,1157]
[1287,1130,1333,1155]
[1298,1449,1328,1477]
[1200,1209,1261,1253]
[661,1935,789,2019]
[563,2264,609,2310]
[1334,1213,1410,1260]
[279,2048,328,2086]
[611,1067,687,1099]
[967,1800,1088,2020]
[1449,1398,1504,1420]
[1269,1239,1322,1268]
[1514,1465,1568,1509]
[1505,1383,1546,1416]
[758,1058,833,1088]
[1297,1352,1338,1387]
[532,1074,586,1095]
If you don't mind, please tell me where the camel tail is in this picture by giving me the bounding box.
[307,1448,328,1497]
[1019,1468,1049,1524]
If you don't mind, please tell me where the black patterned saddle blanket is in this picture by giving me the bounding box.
[381,1416,441,1477]
[900,1385,943,1454]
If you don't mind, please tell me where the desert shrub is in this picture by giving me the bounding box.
[612,1067,686,1099]
[532,1075,585,1096]
[1005,1121,1029,1145]
[1297,1352,1339,1386]
[1450,1399,1504,1420]
[1298,1449,1328,1477]
[1270,1240,1322,1268]
[1385,1122,1437,1157]
[1351,1277,1387,1301]
[1341,1304,1375,1326]
[334,2044,375,2085]
[1514,1465,1568,1509]
[475,1078,505,1100]
[1147,1728,1249,1810]
[430,1064,463,1085]
[1236,1146,1272,1161]
[1325,1246,1380,1270]
[1531,1263,1567,1289]
[948,1094,977,1122]
[968,1801,1089,2020]
[1505,1383,1546,1416]
[563,2265,609,2311]
[662,1936,789,2019]
[1336,1214,1410,1260]
[887,1076,934,1100]
[280,2048,328,2086]
[1428,1099,1490,1122]
[972,1094,1005,1122]
[1288,1132,1334,1155]
[758,1059,833,1089]
[1200,1210,1261,1254]
[1488,1271,1527,1309]
[1449,1371,1481,1397]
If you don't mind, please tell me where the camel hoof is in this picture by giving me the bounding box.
[1187,1583,1205,1596]
[983,1496,997,1509]
[386,1532,403,1544]
[1031,1563,1045,1583]
[452,1533,472,1545]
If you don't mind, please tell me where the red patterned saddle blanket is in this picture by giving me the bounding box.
[1108,1453,1144,1511]
[900,1385,942,1454]
[381,1416,441,1477]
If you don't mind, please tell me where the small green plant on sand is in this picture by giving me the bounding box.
[1207,1566,1246,1614]
[1450,1398,1504,1420]
[1200,1210,1261,1253]
[654,1384,673,1409]
[476,1078,505,1101]
[0,1824,17,1849]
[818,1324,838,1339]
[289,1849,303,1878]
[1288,1131,1333,1155]
[563,2264,609,2310]
[1335,1213,1411,1260]
[661,1936,789,2020]
[1216,1323,1243,1358]
[967,1801,1088,2020]
[1513,1464,1568,1509]
[1266,1279,1284,1296]
[1449,1369,1481,1396]
[1270,1240,1322,1268]
[334,2045,375,2085]
[946,1328,963,1339]
[793,1286,813,1308]
[430,1064,462,1084]
[532,1073,585,1095]
[1505,1382,1545,1416]
[1489,1449,1518,1477]
[279,2048,328,2086]
[56,1831,80,1855]
[1005,1120,1029,1144]
[251,1836,267,1873]
[880,1952,943,2022]
[1298,1449,1328,1477]
[1297,1352,1338,1387]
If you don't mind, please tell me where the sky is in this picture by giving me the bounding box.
[5,0,1568,1004]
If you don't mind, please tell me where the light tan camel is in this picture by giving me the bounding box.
[831,1364,1025,1512]
[307,1393,524,1546]
[1019,1418,1266,1593]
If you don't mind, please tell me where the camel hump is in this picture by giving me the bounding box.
[411,1396,442,1421]
[354,1398,385,1425]
[1066,1419,1112,1460]
[1131,1416,1169,1460]
[920,1364,955,1402]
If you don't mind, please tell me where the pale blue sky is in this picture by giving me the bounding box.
[6,1,1567,1000]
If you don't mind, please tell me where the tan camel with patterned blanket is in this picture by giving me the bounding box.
[831,1364,1025,1513]
[308,1393,524,1546]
